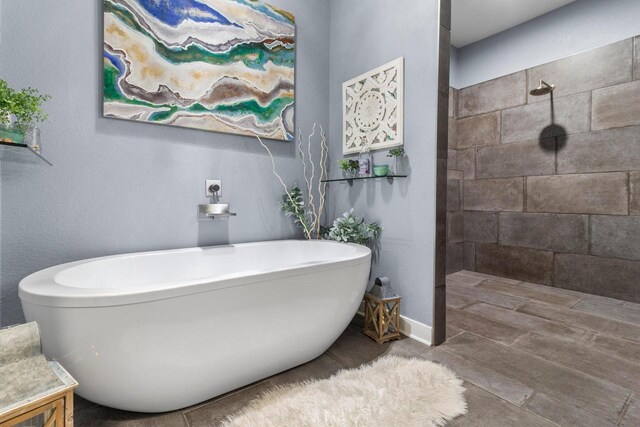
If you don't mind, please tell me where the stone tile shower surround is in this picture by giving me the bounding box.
[446,88,464,275]
[448,36,640,303]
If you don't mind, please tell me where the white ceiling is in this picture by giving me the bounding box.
[451,0,577,48]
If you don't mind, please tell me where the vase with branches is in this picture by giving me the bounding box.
[256,123,328,240]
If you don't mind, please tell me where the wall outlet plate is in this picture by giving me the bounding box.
[205,180,222,197]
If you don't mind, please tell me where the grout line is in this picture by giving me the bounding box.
[325,351,349,369]
[182,411,191,427]
[569,297,584,309]
[584,331,598,346]
[628,172,631,215]
[457,301,479,311]
[634,37,638,82]
[617,392,634,426]
[182,380,269,414]
[587,215,592,255]
[550,251,556,287]
[588,90,593,132]
[522,177,527,213]
[464,170,634,182]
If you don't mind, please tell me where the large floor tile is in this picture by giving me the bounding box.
[74,405,188,427]
[325,324,394,368]
[572,299,640,325]
[589,335,640,363]
[448,383,554,427]
[455,270,521,284]
[268,354,345,387]
[478,279,581,306]
[444,333,629,421]
[446,291,477,309]
[446,273,484,288]
[621,394,640,426]
[447,308,526,344]
[512,333,640,394]
[518,281,627,306]
[447,324,465,340]
[523,391,617,427]
[447,282,529,310]
[184,381,272,427]
[74,394,98,413]
[517,301,640,343]
[624,301,640,311]
[464,302,592,342]
[425,348,533,406]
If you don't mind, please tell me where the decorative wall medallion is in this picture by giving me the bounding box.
[343,58,404,155]
[103,0,296,141]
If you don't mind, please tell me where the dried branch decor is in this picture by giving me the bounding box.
[257,123,328,239]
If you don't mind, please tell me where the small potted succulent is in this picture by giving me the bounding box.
[0,79,50,144]
[387,147,406,175]
[338,159,360,179]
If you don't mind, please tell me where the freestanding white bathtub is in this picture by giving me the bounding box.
[19,240,371,413]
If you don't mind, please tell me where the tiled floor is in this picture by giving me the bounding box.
[73,270,640,426]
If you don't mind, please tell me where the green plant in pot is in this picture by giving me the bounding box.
[387,147,406,175]
[338,159,359,179]
[0,79,50,144]
[327,209,381,246]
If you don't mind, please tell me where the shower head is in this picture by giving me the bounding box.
[530,80,555,96]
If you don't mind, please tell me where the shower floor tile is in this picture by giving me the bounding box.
[73,271,640,426]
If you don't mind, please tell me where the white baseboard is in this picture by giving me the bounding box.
[398,315,433,346]
[355,312,433,346]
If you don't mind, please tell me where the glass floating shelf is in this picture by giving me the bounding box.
[321,175,407,185]
[0,141,52,166]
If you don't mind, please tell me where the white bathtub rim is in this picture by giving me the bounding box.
[19,240,371,309]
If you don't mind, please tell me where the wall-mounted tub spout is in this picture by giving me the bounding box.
[199,179,236,220]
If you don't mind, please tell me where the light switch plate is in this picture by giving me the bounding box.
[205,180,222,197]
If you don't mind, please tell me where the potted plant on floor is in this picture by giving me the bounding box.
[338,159,360,179]
[0,79,50,144]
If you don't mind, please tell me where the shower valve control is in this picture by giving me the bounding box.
[206,180,222,197]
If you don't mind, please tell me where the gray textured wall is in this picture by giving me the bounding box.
[452,0,640,88]
[0,0,330,325]
[327,0,441,325]
[452,36,640,303]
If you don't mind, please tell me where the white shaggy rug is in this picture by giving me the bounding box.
[222,355,467,427]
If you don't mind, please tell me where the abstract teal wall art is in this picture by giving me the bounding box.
[103,0,295,141]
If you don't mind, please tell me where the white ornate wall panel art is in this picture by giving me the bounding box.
[342,57,404,155]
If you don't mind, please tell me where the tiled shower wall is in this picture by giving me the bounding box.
[446,88,464,274]
[449,36,640,303]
